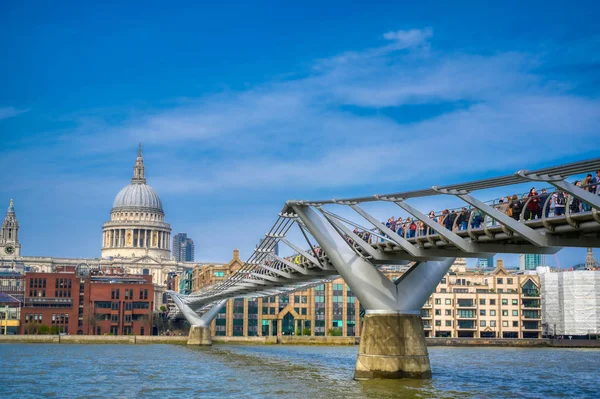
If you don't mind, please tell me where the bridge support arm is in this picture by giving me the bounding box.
[168,292,227,346]
[293,204,456,380]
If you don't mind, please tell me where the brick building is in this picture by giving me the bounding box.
[21,268,82,334]
[21,266,154,335]
[86,273,154,336]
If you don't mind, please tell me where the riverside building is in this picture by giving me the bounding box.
[185,258,542,339]
[20,265,154,335]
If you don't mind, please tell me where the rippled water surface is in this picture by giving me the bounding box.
[1,343,599,398]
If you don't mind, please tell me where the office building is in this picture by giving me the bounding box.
[173,233,195,262]
[519,254,544,271]
[477,256,494,269]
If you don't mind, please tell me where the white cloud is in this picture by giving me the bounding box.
[0,106,28,121]
[382,27,434,48]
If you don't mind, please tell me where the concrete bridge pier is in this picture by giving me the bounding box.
[293,205,454,379]
[187,326,213,346]
[355,312,430,379]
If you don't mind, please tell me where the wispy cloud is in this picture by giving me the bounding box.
[382,27,434,48]
[0,106,28,121]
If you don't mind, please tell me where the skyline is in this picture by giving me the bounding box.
[1,1,599,266]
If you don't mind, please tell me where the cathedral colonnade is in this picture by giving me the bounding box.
[104,228,171,250]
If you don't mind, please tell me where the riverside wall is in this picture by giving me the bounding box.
[1,335,599,347]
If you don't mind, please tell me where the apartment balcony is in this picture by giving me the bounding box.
[522,322,540,330]
[522,290,540,298]
[523,315,541,320]
[457,321,476,330]
[457,300,476,308]
[422,324,432,330]
[521,304,541,310]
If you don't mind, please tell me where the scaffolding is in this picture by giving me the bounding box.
[541,271,600,336]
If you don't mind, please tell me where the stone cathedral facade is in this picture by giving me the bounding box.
[0,147,196,310]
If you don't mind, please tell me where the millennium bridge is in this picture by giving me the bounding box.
[169,157,600,379]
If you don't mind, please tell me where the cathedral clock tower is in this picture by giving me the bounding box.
[1,199,21,258]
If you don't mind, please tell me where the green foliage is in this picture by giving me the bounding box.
[302,328,311,336]
[37,325,51,335]
[295,329,302,336]
[160,305,167,312]
[327,328,342,336]
[50,326,60,334]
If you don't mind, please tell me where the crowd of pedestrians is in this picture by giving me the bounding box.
[348,170,600,245]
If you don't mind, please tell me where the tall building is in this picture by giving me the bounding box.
[585,248,598,269]
[0,199,21,258]
[477,256,494,268]
[519,254,544,271]
[173,233,195,262]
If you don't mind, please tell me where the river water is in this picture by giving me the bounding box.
[0,344,598,398]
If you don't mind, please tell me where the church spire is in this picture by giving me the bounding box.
[585,248,598,269]
[7,198,14,214]
[132,144,146,184]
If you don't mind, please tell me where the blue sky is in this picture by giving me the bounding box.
[1,1,599,267]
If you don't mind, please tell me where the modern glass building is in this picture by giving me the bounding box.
[519,254,544,271]
[172,233,195,262]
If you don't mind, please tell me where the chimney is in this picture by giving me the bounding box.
[233,249,239,260]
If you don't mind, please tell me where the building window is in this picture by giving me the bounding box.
[301,308,307,315]
[214,271,225,277]
[490,299,496,305]
[441,278,447,284]
[497,278,503,284]
[435,320,441,326]
[507,278,513,284]
[513,321,518,327]
[512,299,518,305]
[479,299,485,305]
[502,310,508,316]
[490,310,496,316]
[502,299,508,305]
[480,320,486,327]
[435,299,441,305]
[502,321,508,327]
[512,310,518,316]
[435,309,441,316]
[490,321,496,327]
[445,299,452,305]
[480,310,486,316]
[445,320,452,327]
[445,309,452,316]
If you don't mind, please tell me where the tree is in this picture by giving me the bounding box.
[327,328,342,336]
[302,328,311,336]
[38,325,51,335]
[23,322,37,335]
